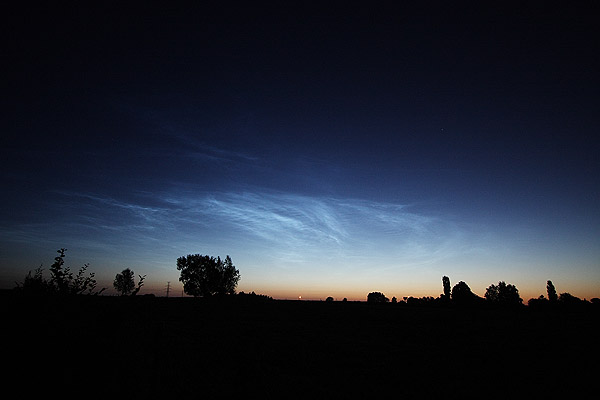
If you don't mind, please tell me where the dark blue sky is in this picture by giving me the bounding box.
[2,2,599,299]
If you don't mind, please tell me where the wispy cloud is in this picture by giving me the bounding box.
[165,131,259,164]
[4,189,471,273]
[141,190,467,266]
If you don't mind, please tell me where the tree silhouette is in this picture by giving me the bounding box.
[114,268,135,296]
[528,295,549,308]
[237,291,273,302]
[442,276,451,301]
[547,280,558,303]
[484,281,522,306]
[451,281,480,305]
[367,292,389,303]
[177,254,240,297]
[558,292,583,306]
[113,268,146,296]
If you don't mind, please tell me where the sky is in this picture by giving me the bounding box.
[2,2,599,300]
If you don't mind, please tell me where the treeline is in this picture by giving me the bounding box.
[365,276,600,309]
[12,250,598,309]
[12,249,264,301]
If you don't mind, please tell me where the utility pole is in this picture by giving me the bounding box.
[165,281,170,298]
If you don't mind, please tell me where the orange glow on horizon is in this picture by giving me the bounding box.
[122,276,599,302]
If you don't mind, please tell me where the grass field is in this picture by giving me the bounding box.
[5,293,598,397]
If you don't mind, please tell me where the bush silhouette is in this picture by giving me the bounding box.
[14,266,52,295]
[15,249,105,296]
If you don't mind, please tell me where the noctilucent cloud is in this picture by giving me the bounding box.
[2,3,599,300]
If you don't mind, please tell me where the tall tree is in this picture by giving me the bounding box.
[442,276,451,300]
[177,254,240,297]
[546,280,558,303]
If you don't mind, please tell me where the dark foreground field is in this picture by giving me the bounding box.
[4,293,599,397]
